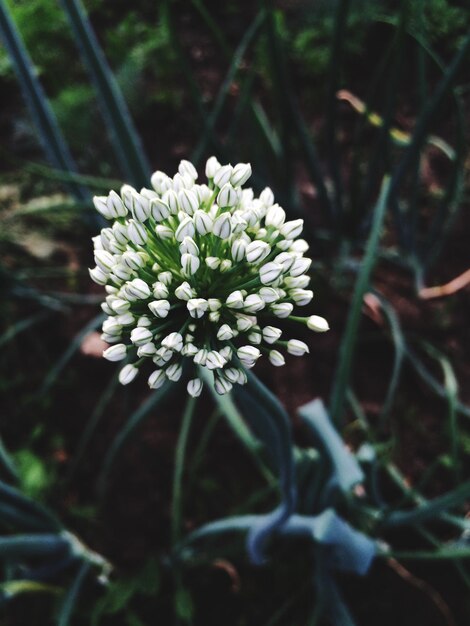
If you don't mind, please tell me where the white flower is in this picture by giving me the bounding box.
[148,369,166,389]
[89,266,108,285]
[287,339,309,356]
[137,342,156,357]
[194,210,213,235]
[230,162,252,186]
[262,326,282,344]
[269,350,285,367]
[127,219,148,246]
[265,204,286,228]
[181,253,200,276]
[148,300,170,318]
[260,262,283,285]
[130,327,153,346]
[271,302,294,318]
[231,238,247,262]
[214,376,233,395]
[280,219,303,239]
[152,282,170,299]
[226,290,244,309]
[126,278,151,299]
[237,345,261,367]
[175,217,195,242]
[187,378,203,397]
[243,294,265,313]
[160,332,183,352]
[91,157,326,393]
[103,344,127,361]
[150,198,170,222]
[213,213,232,239]
[179,159,198,180]
[217,324,235,341]
[307,315,329,332]
[213,164,233,188]
[290,289,314,306]
[175,281,195,301]
[187,298,208,318]
[119,364,139,385]
[217,184,240,208]
[206,350,226,370]
[166,363,183,381]
[246,241,270,264]
[290,257,312,277]
[178,189,199,215]
[259,187,274,206]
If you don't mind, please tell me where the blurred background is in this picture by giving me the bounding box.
[1,0,470,624]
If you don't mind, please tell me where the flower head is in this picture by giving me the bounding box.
[90,158,328,395]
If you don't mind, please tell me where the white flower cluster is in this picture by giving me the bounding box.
[90,157,329,396]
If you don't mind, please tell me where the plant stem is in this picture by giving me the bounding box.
[172,395,197,545]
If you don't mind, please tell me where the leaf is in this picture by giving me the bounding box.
[59,0,151,187]
[0,3,89,202]
[297,399,364,492]
[329,176,391,425]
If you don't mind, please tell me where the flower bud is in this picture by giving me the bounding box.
[127,219,148,246]
[260,187,274,207]
[217,184,240,208]
[179,159,198,180]
[217,324,235,341]
[307,315,329,332]
[94,250,115,273]
[213,213,232,239]
[137,342,156,357]
[214,376,233,395]
[260,262,283,285]
[194,210,213,235]
[150,198,170,222]
[230,162,252,186]
[280,219,303,240]
[148,300,170,318]
[148,369,166,389]
[179,237,199,256]
[237,345,261,368]
[284,275,310,289]
[126,278,151,299]
[130,192,151,222]
[175,217,195,242]
[130,327,153,346]
[103,343,127,361]
[181,253,200,276]
[265,204,286,228]
[155,224,173,239]
[213,164,233,188]
[269,350,285,367]
[262,326,282,344]
[205,257,220,270]
[158,271,173,286]
[290,257,312,277]
[93,196,113,219]
[206,350,226,370]
[89,266,108,285]
[226,290,244,309]
[208,298,222,311]
[152,281,169,299]
[271,302,294,318]
[166,363,183,381]
[194,348,208,365]
[243,294,265,313]
[175,281,195,301]
[187,298,208,318]
[205,156,221,179]
[287,339,309,356]
[178,189,199,215]
[119,364,139,385]
[246,241,270,264]
[111,298,131,314]
[231,238,247,262]
[236,314,257,332]
[187,378,203,397]
[107,190,127,218]
[161,332,184,352]
[290,288,314,306]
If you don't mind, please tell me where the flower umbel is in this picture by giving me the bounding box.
[90,158,329,396]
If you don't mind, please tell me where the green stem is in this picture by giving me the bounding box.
[171,395,197,545]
